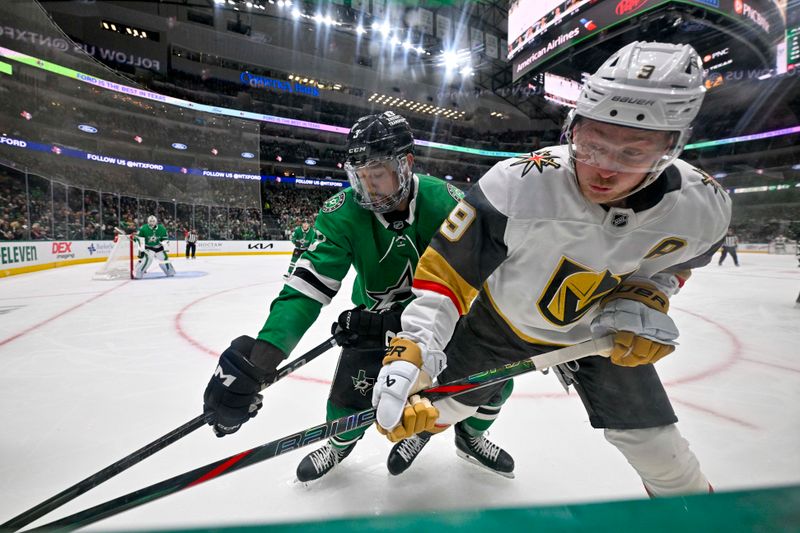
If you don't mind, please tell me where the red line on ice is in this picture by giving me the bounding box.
[174,283,333,385]
[661,306,743,387]
[0,281,130,348]
[173,283,265,357]
[670,398,758,429]
[740,357,800,374]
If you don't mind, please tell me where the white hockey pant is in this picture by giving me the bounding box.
[431,397,479,429]
[605,425,710,496]
[435,399,709,496]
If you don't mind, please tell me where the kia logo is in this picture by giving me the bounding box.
[616,0,649,15]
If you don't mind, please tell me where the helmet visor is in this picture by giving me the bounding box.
[344,155,410,213]
[568,117,681,175]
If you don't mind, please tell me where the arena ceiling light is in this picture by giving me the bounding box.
[368,93,463,120]
[101,20,152,40]
[439,48,472,76]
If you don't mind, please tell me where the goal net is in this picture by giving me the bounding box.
[767,240,797,255]
[94,233,139,280]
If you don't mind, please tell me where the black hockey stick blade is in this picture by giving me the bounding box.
[0,336,337,532]
[26,336,611,532]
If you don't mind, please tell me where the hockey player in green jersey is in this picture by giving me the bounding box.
[202,111,468,481]
[283,220,315,280]
[134,215,175,278]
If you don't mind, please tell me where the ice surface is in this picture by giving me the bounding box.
[0,252,798,530]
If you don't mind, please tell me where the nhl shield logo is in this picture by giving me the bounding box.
[612,212,629,227]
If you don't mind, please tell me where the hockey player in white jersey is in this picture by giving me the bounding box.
[373,42,731,495]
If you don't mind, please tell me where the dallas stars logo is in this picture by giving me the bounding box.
[509,150,561,177]
[352,369,375,396]
[366,261,414,311]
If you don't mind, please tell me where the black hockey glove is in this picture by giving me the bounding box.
[331,304,403,349]
[203,336,284,438]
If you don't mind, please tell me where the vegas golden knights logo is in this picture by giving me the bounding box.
[537,257,629,327]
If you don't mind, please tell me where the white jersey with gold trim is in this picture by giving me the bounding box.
[401,144,731,358]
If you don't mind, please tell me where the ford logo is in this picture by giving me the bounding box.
[78,124,98,134]
[172,143,188,150]
[241,152,255,159]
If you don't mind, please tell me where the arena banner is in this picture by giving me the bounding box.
[511,0,785,81]
[1,240,294,278]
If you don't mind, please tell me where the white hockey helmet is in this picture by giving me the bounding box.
[565,41,706,193]
[147,215,157,228]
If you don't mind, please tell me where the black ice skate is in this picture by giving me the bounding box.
[387,432,432,475]
[296,440,357,482]
[454,422,515,478]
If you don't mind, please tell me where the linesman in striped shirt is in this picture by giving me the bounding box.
[718,228,739,266]
[185,228,198,260]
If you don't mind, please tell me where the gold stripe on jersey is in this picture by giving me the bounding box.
[415,247,478,315]
[483,283,565,347]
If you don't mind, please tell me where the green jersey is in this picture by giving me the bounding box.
[291,226,315,250]
[137,223,168,249]
[258,175,464,354]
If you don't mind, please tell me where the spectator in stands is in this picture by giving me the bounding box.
[30,222,47,240]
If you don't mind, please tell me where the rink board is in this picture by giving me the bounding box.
[0,240,293,277]
[2,240,793,278]
[144,485,800,533]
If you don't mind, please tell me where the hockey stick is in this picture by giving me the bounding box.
[25,335,613,532]
[0,336,338,532]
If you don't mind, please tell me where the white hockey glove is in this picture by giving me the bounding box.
[371,337,443,442]
[590,281,679,367]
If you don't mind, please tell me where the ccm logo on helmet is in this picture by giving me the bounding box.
[348,146,366,153]
[610,95,655,106]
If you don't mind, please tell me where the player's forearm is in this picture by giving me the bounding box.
[628,272,683,299]
[398,287,460,354]
[257,287,323,355]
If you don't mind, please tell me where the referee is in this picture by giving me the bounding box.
[186,228,198,260]
[718,228,739,266]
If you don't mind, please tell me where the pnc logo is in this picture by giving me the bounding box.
[616,0,649,16]
[52,242,72,254]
